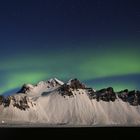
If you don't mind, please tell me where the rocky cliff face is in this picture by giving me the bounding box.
[0,78,140,125]
[1,78,140,110]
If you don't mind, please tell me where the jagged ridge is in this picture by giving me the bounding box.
[0,78,140,111]
[0,78,140,126]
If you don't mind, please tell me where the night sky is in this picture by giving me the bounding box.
[0,0,140,95]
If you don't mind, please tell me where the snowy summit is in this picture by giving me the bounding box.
[0,78,140,126]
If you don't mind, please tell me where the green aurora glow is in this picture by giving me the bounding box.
[0,41,140,94]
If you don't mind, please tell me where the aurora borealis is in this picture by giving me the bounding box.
[0,0,140,95]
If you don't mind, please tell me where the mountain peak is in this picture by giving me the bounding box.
[48,78,64,85]
[17,83,34,94]
[1,78,140,126]
[67,78,86,89]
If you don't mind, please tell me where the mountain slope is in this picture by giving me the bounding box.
[0,78,140,126]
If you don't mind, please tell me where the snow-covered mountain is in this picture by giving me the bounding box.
[0,78,140,126]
